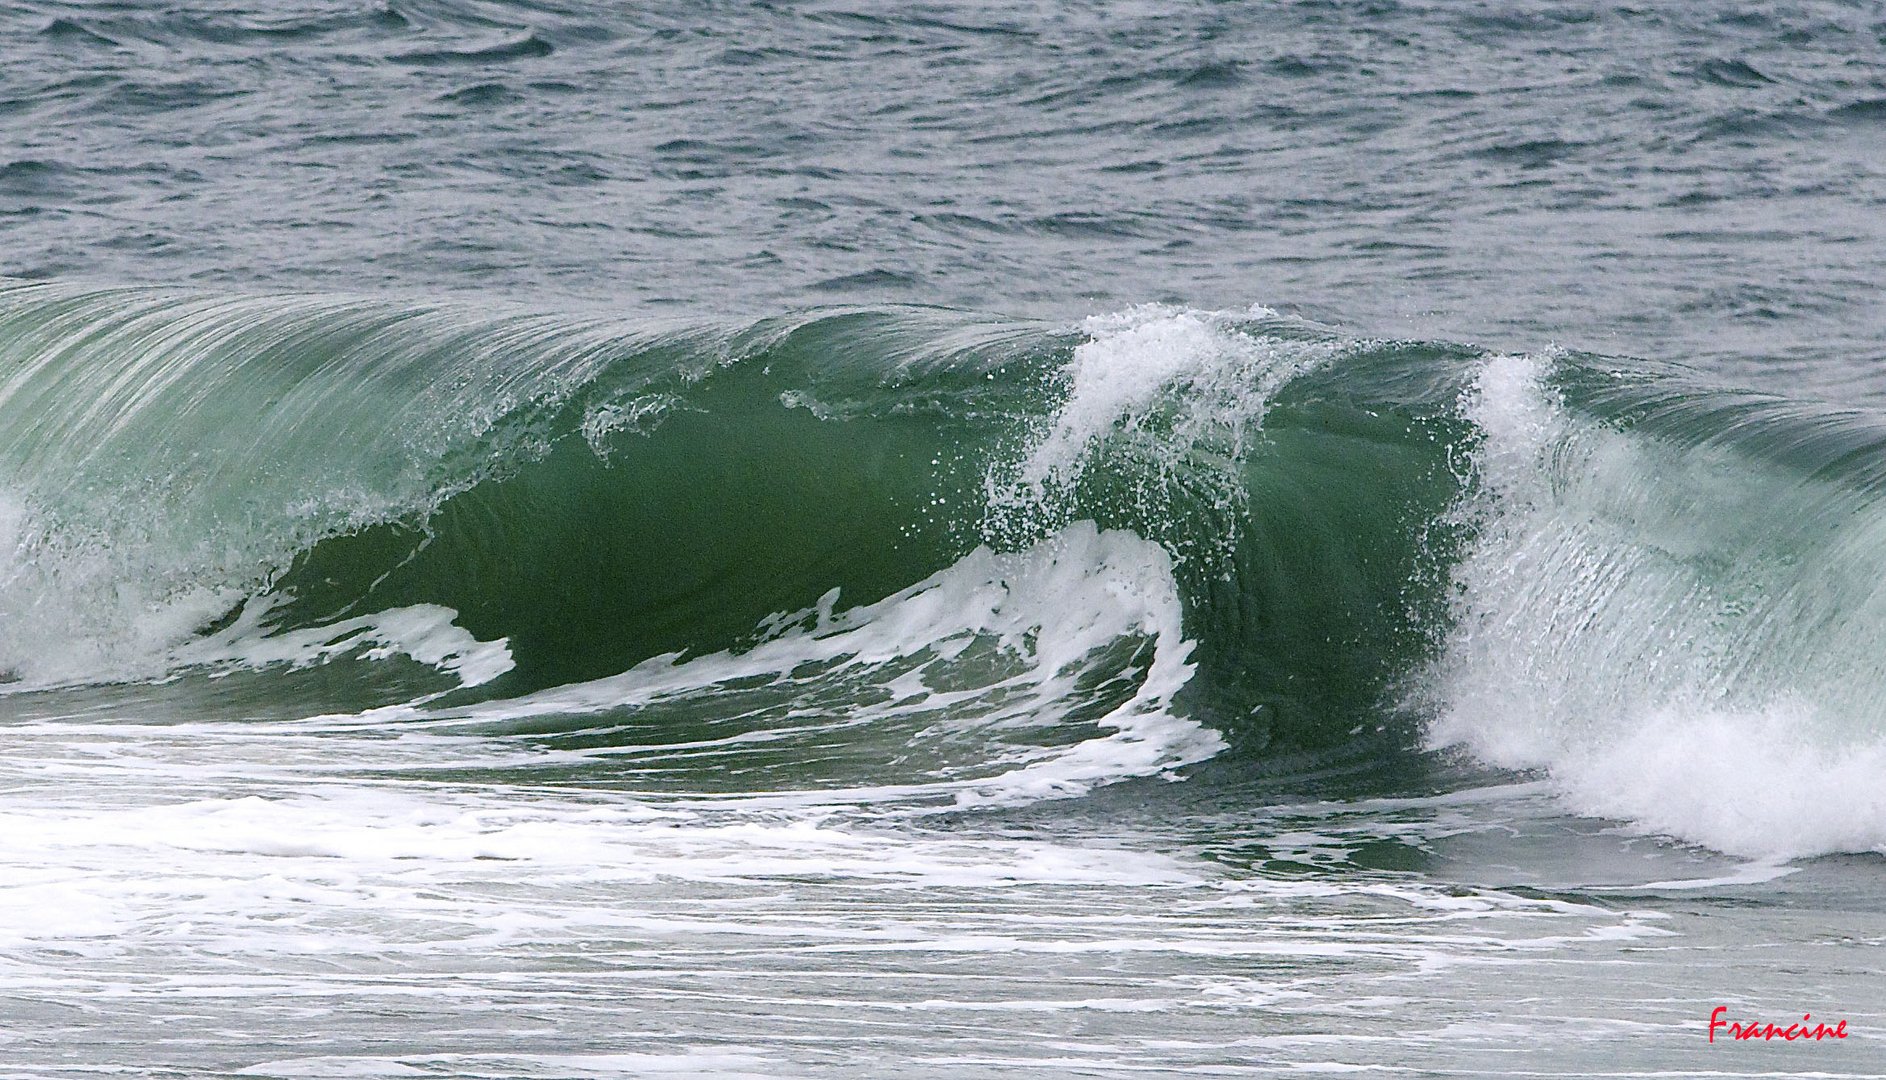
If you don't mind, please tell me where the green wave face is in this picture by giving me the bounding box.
[266,307,1474,755]
[6,280,1886,852]
[0,283,1467,745]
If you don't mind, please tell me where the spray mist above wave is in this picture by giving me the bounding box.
[983,304,1333,563]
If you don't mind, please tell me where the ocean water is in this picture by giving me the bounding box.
[1,1,1883,1076]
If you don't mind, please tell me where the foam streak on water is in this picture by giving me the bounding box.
[0,718,1687,1078]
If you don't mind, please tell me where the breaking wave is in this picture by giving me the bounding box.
[3,279,1883,857]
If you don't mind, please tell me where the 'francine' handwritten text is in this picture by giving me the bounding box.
[1709,1006,1847,1043]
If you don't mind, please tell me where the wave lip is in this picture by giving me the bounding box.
[986,302,1319,543]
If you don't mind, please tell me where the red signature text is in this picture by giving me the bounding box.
[1709,1006,1848,1043]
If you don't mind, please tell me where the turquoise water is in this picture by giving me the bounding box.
[1,3,1883,1077]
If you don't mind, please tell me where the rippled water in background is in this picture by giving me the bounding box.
[4,0,1884,370]
[1,2,1883,1077]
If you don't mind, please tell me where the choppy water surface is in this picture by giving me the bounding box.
[1,2,1883,1077]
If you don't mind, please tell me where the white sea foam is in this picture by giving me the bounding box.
[441,521,1220,807]
[0,784,1208,957]
[1426,351,1886,860]
[0,712,1674,1077]
[176,599,515,688]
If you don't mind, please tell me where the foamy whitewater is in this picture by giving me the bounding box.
[3,1,1885,1076]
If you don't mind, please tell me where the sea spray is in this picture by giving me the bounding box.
[1424,351,1886,858]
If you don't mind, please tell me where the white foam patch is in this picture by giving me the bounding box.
[0,783,1207,955]
[0,699,1677,1079]
[445,521,1221,807]
[0,496,499,694]
[174,600,515,688]
[1425,352,1886,860]
[581,390,689,457]
[1530,705,1886,861]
